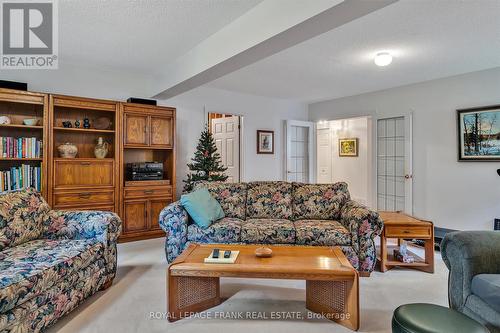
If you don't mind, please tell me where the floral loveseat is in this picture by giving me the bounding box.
[159,181,382,274]
[0,188,121,332]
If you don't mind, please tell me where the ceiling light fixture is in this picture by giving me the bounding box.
[374,52,393,67]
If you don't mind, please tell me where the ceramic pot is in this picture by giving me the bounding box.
[58,142,78,158]
[94,137,109,159]
[0,116,11,125]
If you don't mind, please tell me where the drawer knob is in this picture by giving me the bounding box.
[79,193,91,199]
[403,230,410,234]
[80,162,91,166]
[144,190,154,195]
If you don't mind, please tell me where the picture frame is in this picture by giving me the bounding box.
[339,138,358,157]
[457,105,500,161]
[257,130,274,154]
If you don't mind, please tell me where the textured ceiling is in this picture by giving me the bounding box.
[206,0,500,102]
[59,0,262,77]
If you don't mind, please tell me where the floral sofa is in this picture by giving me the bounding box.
[0,188,121,332]
[159,181,383,274]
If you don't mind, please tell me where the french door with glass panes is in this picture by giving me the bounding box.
[376,115,413,214]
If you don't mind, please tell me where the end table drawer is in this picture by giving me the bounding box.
[385,225,431,239]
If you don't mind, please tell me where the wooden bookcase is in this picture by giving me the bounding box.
[48,95,120,213]
[0,88,48,198]
[119,102,176,242]
[1,88,176,243]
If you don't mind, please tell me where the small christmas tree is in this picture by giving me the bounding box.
[183,126,228,192]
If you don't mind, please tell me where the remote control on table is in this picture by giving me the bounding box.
[224,250,231,259]
[212,249,220,259]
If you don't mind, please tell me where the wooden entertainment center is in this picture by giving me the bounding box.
[0,88,176,242]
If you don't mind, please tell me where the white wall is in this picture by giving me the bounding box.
[317,117,371,206]
[162,87,308,197]
[309,67,500,231]
[1,63,157,100]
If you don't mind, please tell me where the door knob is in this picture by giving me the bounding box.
[404,174,412,179]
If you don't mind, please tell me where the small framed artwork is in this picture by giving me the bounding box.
[257,130,274,154]
[339,138,358,157]
[458,105,500,161]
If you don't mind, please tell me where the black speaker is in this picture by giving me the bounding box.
[495,219,500,231]
[127,97,157,106]
[0,80,27,91]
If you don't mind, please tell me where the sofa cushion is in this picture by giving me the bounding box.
[181,188,225,229]
[187,217,243,244]
[246,182,293,219]
[194,182,247,220]
[294,219,351,246]
[471,274,500,313]
[241,219,296,244]
[0,239,103,313]
[292,182,350,220]
[0,189,50,251]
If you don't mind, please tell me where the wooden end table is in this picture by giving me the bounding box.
[378,211,434,273]
[168,244,359,331]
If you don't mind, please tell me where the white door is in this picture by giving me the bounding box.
[376,115,413,213]
[316,127,332,183]
[285,120,314,183]
[212,116,240,182]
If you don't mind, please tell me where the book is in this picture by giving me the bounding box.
[204,250,240,264]
[0,136,42,158]
[0,164,41,192]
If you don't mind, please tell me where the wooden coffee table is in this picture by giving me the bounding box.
[167,244,359,330]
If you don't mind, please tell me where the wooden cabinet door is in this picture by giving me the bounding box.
[123,200,148,233]
[124,113,149,146]
[150,115,173,148]
[149,197,172,230]
[54,160,114,188]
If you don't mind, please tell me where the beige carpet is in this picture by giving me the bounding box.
[47,238,448,333]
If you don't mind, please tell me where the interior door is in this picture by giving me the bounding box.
[285,120,314,183]
[316,127,332,183]
[376,115,413,213]
[211,116,240,182]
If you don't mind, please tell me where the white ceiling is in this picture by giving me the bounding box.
[59,0,262,77]
[206,0,500,102]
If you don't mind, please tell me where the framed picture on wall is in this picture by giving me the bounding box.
[457,105,500,161]
[257,130,274,154]
[339,138,358,157]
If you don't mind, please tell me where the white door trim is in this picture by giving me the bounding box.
[284,120,315,183]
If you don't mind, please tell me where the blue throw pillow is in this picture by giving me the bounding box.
[180,188,225,229]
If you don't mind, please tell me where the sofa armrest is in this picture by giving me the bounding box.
[340,200,383,271]
[42,210,122,283]
[159,201,189,262]
[43,210,122,245]
[441,231,500,310]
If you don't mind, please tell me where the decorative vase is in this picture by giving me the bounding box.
[58,142,78,158]
[74,119,80,128]
[94,137,109,159]
[83,118,91,129]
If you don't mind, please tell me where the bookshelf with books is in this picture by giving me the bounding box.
[0,88,48,198]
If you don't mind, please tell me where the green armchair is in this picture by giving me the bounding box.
[441,231,500,333]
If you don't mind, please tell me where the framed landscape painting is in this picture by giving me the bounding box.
[458,105,500,161]
[339,138,358,157]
